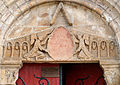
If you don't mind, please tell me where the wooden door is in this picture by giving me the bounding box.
[16,63,59,85]
[16,63,106,85]
[62,63,107,85]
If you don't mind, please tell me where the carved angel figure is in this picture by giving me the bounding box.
[24,34,48,61]
[75,34,93,58]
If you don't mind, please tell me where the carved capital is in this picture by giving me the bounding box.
[101,62,120,85]
[0,65,21,85]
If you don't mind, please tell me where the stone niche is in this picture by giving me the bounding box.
[0,1,120,85]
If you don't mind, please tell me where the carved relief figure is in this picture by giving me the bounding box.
[109,41,117,57]
[91,41,98,57]
[22,42,29,59]
[2,28,118,62]
[74,33,93,58]
[100,41,107,57]
[24,35,47,60]
[4,42,12,59]
[13,42,20,58]
[72,31,118,59]
[83,34,90,50]
[23,29,53,61]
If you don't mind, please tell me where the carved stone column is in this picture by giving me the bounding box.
[100,60,120,85]
[0,64,21,85]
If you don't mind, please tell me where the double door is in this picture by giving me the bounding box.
[16,63,106,85]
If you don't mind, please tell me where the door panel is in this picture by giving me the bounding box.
[16,63,106,85]
[62,63,106,85]
[16,63,59,85]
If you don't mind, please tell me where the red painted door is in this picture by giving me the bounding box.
[62,63,107,85]
[16,63,59,85]
[16,63,106,85]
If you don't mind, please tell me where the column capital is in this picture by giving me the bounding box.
[0,64,22,85]
[100,60,120,85]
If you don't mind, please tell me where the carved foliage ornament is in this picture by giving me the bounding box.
[1,68,18,84]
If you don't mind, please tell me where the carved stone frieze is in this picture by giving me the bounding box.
[71,29,118,60]
[2,27,118,63]
[2,28,54,62]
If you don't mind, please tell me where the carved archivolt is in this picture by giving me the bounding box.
[2,27,118,62]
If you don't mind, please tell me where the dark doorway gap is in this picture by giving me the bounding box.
[60,63,106,85]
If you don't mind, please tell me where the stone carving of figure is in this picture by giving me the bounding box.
[24,34,48,61]
[75,34,93,58]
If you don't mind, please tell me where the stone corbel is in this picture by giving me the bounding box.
[0,64,21,85]
[100,60,120,85]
